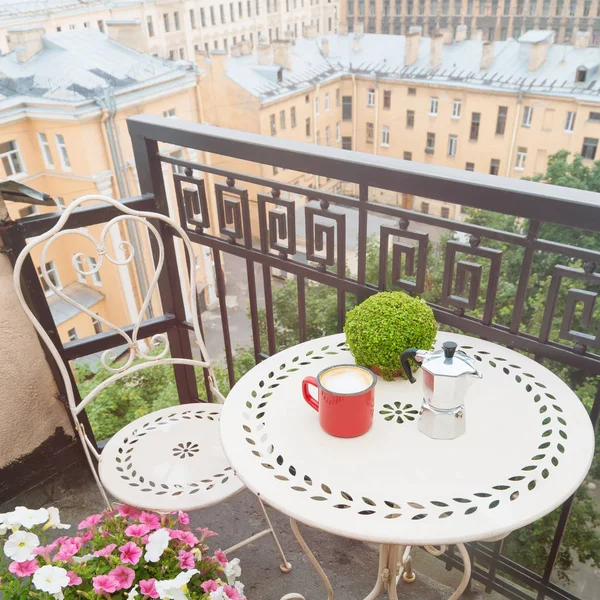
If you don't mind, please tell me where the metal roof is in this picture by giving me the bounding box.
[224,33,600,104]
[48,281,104,325]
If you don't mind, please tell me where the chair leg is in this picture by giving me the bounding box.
[257,497,293,573]
[77,424,112,510]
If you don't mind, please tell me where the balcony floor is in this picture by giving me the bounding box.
[0,463,500,600]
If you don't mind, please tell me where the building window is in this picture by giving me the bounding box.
[383,90,391,109]
[190,10,196,28]
[306,117,311,137]
[291,107,297,128]
[92,318,103,335]
[201,8,206,26]
[89,256,102,285]
[367,89,375,106]
[69,24,76,30]
[342,137,352,150]
[220,4,226,22]
[569,0,576,15]
[336,89,341,107]
[305,94,310,104]
[576,67,587,83]
[74,254,86,282]
[179,47,185,59]
[366,122,374,143]
[315,97,320,115]
[582,137,598,160]
[421,202,429,214]
[429,97,438,115]
[490,158,500,175]
[230,3,235,20]
[334,123,340,143]
[426,132,435,153]
[247,0,252,16]
[466,162,475,171]
[270,114,276,135]
[441,207,450,219]
[169,50,176,60]
[37,261,61,295]
[408,87,416,95]
[37,133,54,168]
[404,151,412,160]
[163,13,170,32]
[470,112,481,141]
[316,130,321,145]
[496,106,508,135]
[589,112,600,122]
[174,11,181,29]
[97,20,104,32]
[406,110,415,128]
[273,166,279,175]
[19,204,38,218]
[0,140,25,177]
[324,93,330,111]
[522,106,533,127]
[452,99,461,118]
[565,111,576,132]
[515,147,527,170]
[584,0,591,16]
[68,328,78,342]
[448,134,457,156]
[381,125,390,147]
[55,196,65,210]
[279,110,286,130]
[163,108,176,118]
[210,6,216,24]
[147,16,155,36]
[55,133,71,170]
[325,126,331,145]
[342,96,352,121]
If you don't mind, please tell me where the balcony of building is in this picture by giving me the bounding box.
[0,115,598,600]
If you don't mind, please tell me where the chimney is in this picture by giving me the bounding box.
[404,27,421,66]
[441,28,453,44]
[480,41,494,69]
[528,39,549,71]
[575,31,591,49]
[353,34,361,52]
[303,23,318,38]
[240,38,252,55]
[7,25,45,63]
[338,21,348,35]
[257,37,271,65]
[273,39,292,70]
[355,20,364,35]
[105,19,148,54]
[231,44,242,57]
[429,33,443,70]
[471,28,483,41]
[321,37,329,56]
[455,24,467,43]
[208,50,228,78]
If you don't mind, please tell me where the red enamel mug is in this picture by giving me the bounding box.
[302,364,376,437]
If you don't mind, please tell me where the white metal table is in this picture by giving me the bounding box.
[220,332,595,599]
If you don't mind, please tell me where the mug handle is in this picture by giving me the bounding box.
[302,376,319,411]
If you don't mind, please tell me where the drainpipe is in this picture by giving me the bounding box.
[506,92,523,177]
[374,76,379,156]
[352,73,358,195]
[96,89,152,318]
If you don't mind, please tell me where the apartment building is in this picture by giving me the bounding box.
[198,28,600,219]
[0,0,339,59]
[0,25,215,344]
[341,0,600,45]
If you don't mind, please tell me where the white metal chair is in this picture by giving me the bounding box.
[13,194,291,570]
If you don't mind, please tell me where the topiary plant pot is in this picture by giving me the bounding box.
[344,291,437,382]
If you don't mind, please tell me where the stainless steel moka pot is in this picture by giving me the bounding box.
[401,341,482,440]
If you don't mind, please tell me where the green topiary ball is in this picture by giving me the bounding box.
[344,291,437,381]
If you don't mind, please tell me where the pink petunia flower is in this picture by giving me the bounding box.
[117,505,142,520]
[93,543,117,558]
[196,527,218,540]
[201,580,220,593]
[8,559,39,577]
[178,511,190,525]
[223,584,243,600]
[54,541,79,562]
[119,541,142,565]
[170,530,198,547]
[109,565,135,590]
[34,541,59,561]
[214,549,228,567]
[67,571,82,586]
[78,514,103,530]
[139,578,160,598]
[139,512,161,531]
[178,550,195,570]
[92,574,120,594]
[125,524,150,538]
[79,531,94,543]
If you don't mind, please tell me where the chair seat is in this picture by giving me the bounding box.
[99,404,244,512]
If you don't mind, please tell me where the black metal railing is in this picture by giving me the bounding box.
[3,113,598,600]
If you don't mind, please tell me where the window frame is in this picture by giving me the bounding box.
[451,99,461,119]
[448,134,457,157]
[367,88,375,107]
[522,106,533,127]
[55,133,71,170]
[429,96,439,116]
[381,125,390,147]
[0,139,26,177]
[515,147,527,170]
[582,137,598,160]
[565,111,576,132]
[88,256,102,286]
[37,260,62,296]
[496,106,508,135]
[37,133,54,169]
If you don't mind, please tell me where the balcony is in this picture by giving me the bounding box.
[0,115,599,600]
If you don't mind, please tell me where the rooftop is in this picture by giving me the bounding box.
[224,33,600,103]
[48,281,104,325]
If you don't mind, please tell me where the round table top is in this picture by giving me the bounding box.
[220,333,595,546]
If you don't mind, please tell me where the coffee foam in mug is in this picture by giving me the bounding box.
[320,366,373,394]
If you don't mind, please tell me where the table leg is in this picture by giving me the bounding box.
[448,543,472,600]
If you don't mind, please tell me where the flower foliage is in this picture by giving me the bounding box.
[0,506,246,599]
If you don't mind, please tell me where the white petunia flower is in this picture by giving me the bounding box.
[144,528,171,563]
[72,553,96,564]
[209,589,226,600]
[12,507,49,530]
[32,565,70,595]
[224,558,242,585]
[4,530,40,561]
[155,568,198,599]
[0,513,9,535]
[234,581,246,599]
[127,585,139,599]
[44,507,70,531]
